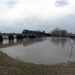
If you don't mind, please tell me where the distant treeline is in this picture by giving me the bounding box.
[22,29,51,37]
[22,28,73,37]
[51,28,73,37]
[22,29,45,34]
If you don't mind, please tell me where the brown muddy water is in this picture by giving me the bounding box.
[0,37,75,65]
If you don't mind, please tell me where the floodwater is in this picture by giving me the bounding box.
[0,37,75,65]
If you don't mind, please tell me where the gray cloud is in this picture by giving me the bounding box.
[39,5,47,10]
[0,0,75,33]
[5,0,17,9]
[0,14,75,33]
[55,0,69,7]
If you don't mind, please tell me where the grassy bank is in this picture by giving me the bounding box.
[0,51,75,75]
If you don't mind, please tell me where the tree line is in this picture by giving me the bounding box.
[51,28,68,37]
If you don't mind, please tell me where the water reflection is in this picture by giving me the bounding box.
[0,38,45,48]
[0,41,3,47]
[23,38,44,47]
[0,37,75,65]
[50,37,68,47]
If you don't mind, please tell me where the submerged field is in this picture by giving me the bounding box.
[0,51,75,75]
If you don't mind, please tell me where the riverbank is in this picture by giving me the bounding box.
[0,51,75,75]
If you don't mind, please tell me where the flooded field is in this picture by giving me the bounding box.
[0,37,75,65]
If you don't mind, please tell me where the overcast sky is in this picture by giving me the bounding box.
[0,0,75,33]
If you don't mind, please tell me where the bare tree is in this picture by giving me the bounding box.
[60,30,67,37]
[52,28,61,37]
[52,28,67,37]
